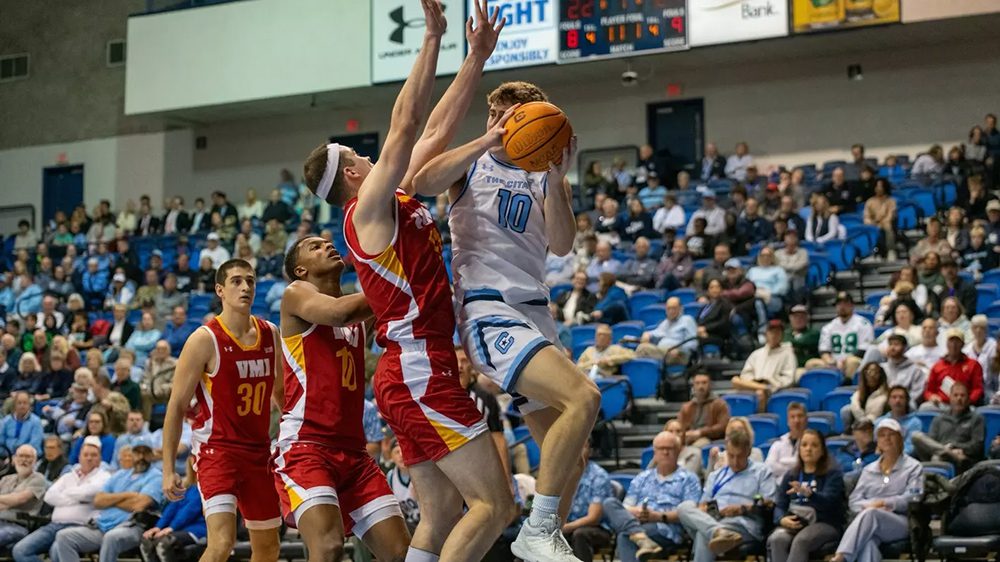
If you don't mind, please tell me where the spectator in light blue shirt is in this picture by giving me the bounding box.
[637,298,698,364]
[603,432,702,562]
[266,278,288,315]
[746,247,789,317]
[563,441,613,562]
[874,386,922,456]
[161,307,197,357]
[363,399,383,460]
[586,241,622,281]
[677,427,777,562]
[0,391,44,455]
[112,411,150,470]
[639,175,668,210]
[50,444,163,562]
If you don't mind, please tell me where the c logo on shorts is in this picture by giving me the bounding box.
[494,331,515,354]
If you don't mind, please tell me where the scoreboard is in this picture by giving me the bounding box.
[558,0,688,62]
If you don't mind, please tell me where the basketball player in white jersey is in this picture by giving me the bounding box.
[412,82,601,561]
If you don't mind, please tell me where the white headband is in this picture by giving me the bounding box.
[316,143,342,202]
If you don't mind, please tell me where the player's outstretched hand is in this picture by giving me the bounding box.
[467,0,506,58]
[547,135,578,179]
[422,0,447,38]
[483,103,521,148]
[162,471,186,502]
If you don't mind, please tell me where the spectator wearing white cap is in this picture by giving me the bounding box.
[11,435,111,561]
[830,418,922,562]
[0,445,48,548]
[687,189,727,237]
[199,233,231,269]
[921,329,984,411]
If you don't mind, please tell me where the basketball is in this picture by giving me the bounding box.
[502,101,573,172]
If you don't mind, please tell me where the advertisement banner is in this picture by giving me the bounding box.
[471,0,557,71]
[689,0,789,47]
[371,0,465,83]
[792,0,900,33]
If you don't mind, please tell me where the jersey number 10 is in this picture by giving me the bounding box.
[496,189,533,234]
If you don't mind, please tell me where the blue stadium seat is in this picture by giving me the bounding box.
[799,369,843,411]
[826,437,851,459]
[866,291,890,309]
[649,239,665,260]
[597,378,630,421]
[895,202,918,231]
[767,390,810,433]
[721,393,757,417]
[550,283,572,302]
[822,160,847,174]
[610,473,634,491]
[874,325,891,339]
[907,189,936,219]
[702,440,726,467]
[571,325,597,347]
[808,412,836,436]
[638,305,666,329]
[935,182,957,209]
[682,302,703,318]
[747,414,780,446]
[127,309,142,324]
[822,386,856,433]
[807,256,831,288]
[692,259,712,271]
[914,411,937,433]
[629,292,664,319]
[572,340,593,361]
[977,284,999,314]
[760,437,778,460]
[921,462,954,480]
[667,288,697,305]
[641,446,654,469]
[982,270,1000,287]
[621,359,660,399]
[612,321,645,343]
[512,426,540,470]
[980,407,1000,457]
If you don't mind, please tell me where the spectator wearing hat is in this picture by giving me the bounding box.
[637,298,698,364]
[131,269,163,312]
[830,418,923,562]
[921,329,984,411]
[985,199,1000,246]
[577,324,635,378]
[759,182,782,218]
[11,435,111,561]
[200,233,231,269]
[784,306,820,369]
[687,190,727,238]
[695,244,732,294]
[765,402,809,485]
[104,272,136,310]
[912,382,984,473]
[879,335,927,411]
[0,444,48,548]
[50,443,163,562]
[734,320,796,410]
[804,193,841,244]
[930,258,978,316]
[809,292,874,381]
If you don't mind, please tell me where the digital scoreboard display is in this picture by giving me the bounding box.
[558,0,688,62]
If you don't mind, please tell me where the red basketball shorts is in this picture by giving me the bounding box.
[195,445,281,529]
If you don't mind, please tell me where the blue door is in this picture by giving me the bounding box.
[42,165,84,225]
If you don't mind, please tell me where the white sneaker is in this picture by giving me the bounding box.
[511,515,582,562]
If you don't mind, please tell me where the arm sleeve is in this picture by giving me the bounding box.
[819,325,832,354]
[886,462,923,513]
[810,469,846,514]
[773,472,792,520]
[957,415,985,459]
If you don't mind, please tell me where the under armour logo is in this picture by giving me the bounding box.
[264,347,274,353]
[389,6,423,44]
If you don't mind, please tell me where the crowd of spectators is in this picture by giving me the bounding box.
[0,113,998,561]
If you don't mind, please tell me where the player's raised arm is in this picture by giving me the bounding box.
[353,0,446,248]
[544,137,578,256]
[161,328,213,502]
[283,280,372,327]
[411,104,520,197]
[405,0,506,195]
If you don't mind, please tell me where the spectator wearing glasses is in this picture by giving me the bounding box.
[0,445,48,548]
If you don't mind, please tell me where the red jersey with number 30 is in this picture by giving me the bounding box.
[190,315,277,455]
[344,190,454,348]
[278,322,367,451]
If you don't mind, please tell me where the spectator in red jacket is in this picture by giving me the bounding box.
[921,328,984,411]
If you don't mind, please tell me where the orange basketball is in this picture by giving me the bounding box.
[502,101,573,172]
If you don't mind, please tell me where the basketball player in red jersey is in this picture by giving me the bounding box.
[272,235,409,562]
[161,259,283,562]
[300,3,515,561]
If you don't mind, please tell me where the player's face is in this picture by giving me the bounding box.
[217,267,256,312]
[488,102,512,156]
[296,237,344,280]
[345,149,374,185]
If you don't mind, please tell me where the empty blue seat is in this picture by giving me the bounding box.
[982,270,1000,287]
[907,189,936,219]
[821,386,856,433]
[914,411,937,433]
[799,369,843,411]
[629,292,664,319]
[572,340,593,361]
[597,378,630,421]
[979,407,1000,457]
[767,391,811,433]
[747,414,780,446]
[641,446,654,468]
[865,291,890,309]
[550,283,572,302]
[610,473,634,491]
[621,359,660,399]
[935,182,957,208]
[701,440,726,467]
[721,393,757,417]
[977,284,999,314]
[612,321,645,343]
[895,202,918,231]
[667,288,697,305]
[571,325,597,347]
[682,302,703,318]
[826,437,850,460]
[807,412,835,436]
[512,426,540,470]
[638,305,666,329]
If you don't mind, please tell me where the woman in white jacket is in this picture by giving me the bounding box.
[805,193,841,243]
[842,363,889,431]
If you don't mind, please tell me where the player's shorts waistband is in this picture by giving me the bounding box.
[460,288,548,307]
[382,337,457,354]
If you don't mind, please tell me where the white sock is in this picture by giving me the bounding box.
[528,493,560,527]
[405,547,440,562]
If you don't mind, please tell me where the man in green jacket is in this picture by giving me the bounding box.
[784,305,819,369]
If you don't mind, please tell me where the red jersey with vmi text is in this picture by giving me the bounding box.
[191,315,277,455]
[344,190,454,348]
[278,322,367,451]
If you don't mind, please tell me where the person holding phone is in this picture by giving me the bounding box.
[767,429,846,562]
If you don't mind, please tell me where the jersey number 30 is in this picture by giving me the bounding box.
[237,382,268,417]
[496,189,532,234]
